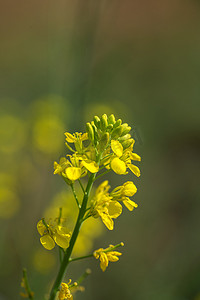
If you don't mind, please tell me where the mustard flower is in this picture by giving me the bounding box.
[65,132,88,153]
[93,245,122,272]
[37,219,71,250]
[58,280,73,300]
[90,181,122,230]
[109,140,141,176]
[54,153,99,182]
[110,181,138,211]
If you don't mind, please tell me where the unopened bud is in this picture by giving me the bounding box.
[118,134,131,142]
[111,125,123,139]
[93,116,100,128]
[113,118,122,128]
[86,122,94,141]
[99,132,109,152]
[108,114,116,124]
[121,138,134,149]
[100,114,108,130]
[121,123,131,136]
[107,124,113,130]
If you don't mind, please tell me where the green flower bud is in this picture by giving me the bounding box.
[121,123,131,136]
[121,138,134,149]
[118,134,131,142]
[111,125,123,139]
[100,114,108,130]
[99,132,110,152]
[108,114,116,124]
[93,116,100,128]
[107,124,113,130]
[92,123,99,145]
[113,119,122,128]
[86,122,94,141]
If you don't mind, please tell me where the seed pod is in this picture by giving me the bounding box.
[86,122,94,141]
[108,114,116,124]
[99,132,110,152]
[93,116,100,128]
[121,138,134,149]
[111,125,123,139]
[100,114,108,130]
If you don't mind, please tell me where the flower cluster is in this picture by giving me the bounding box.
[89,180,138,230]
[93,243,124,272]
[53,114,141,183]
[37,219,71,250]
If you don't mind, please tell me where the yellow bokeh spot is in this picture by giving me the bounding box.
[0,114,26,154]
[32,117,64,154]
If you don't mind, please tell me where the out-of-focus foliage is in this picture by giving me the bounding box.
[0,0,200,299]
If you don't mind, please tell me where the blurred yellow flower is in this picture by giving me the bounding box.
[59,281,73,300]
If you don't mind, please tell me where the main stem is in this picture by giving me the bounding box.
[49,172,96,300]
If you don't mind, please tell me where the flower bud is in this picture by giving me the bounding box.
[93,116,100,128]
[121,123,131,136]
[99,132,109,152]
[108,114,116,124]
[100,114,108,130]
[121,138,134,149]
[118,134,131,142]
[113,119,122,128]
[111,125,123,139]
[107,124,113,130]
[86,122,94,141]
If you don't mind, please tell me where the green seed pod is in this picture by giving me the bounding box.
[113,118,122,128]
[111,125,123,139]
[86,122,94,141]
[93,116,100,128]
[100,114,108,130]
[108,114,116,124]
[122,138,134,149]
[99,132,110,152]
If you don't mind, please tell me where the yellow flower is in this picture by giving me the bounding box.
[111,181,138,211]
[65,132,88,153]
[37,219,71,250]
[58,281,73,300]
[54,153,99,182]
[93,245,122,271]
[90,181,122,230]
[109,140,141,176]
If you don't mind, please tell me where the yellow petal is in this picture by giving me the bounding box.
[81,160,99,173]
[130,153,141,161]
[111,157,126,175]
[122,181,137,196]
[99,252,109,271]
[128,164,140,177]
[108,201,122,218]
[64,132,75,143]
[107,252,121,262]
[100,213,114,230]
[54,232,70,249]
[37,220,46,236]
[40,235,55,250]
[123,198,138,211]
[111,140,123,157]
[65,167,81,181]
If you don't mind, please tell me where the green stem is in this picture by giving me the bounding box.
[78,179,85,193]
[70,184,81,209]
[22,268,34,300]
[95,169,111,181]
[48,172,97,300]
[69,253,93,263]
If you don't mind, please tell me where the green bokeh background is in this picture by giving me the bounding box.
[0,1,200,299]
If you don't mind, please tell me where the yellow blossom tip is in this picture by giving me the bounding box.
[74,282,78,286]
[86,268,92,275]
[120,242,124,247]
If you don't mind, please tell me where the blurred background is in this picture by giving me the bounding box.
[0,0,200,299]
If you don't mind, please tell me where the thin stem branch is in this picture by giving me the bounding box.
[78,179,85,193]
[22,268,34,300]
[95,169,111,181]
[69,253,93,263]
[70,184,81,209]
